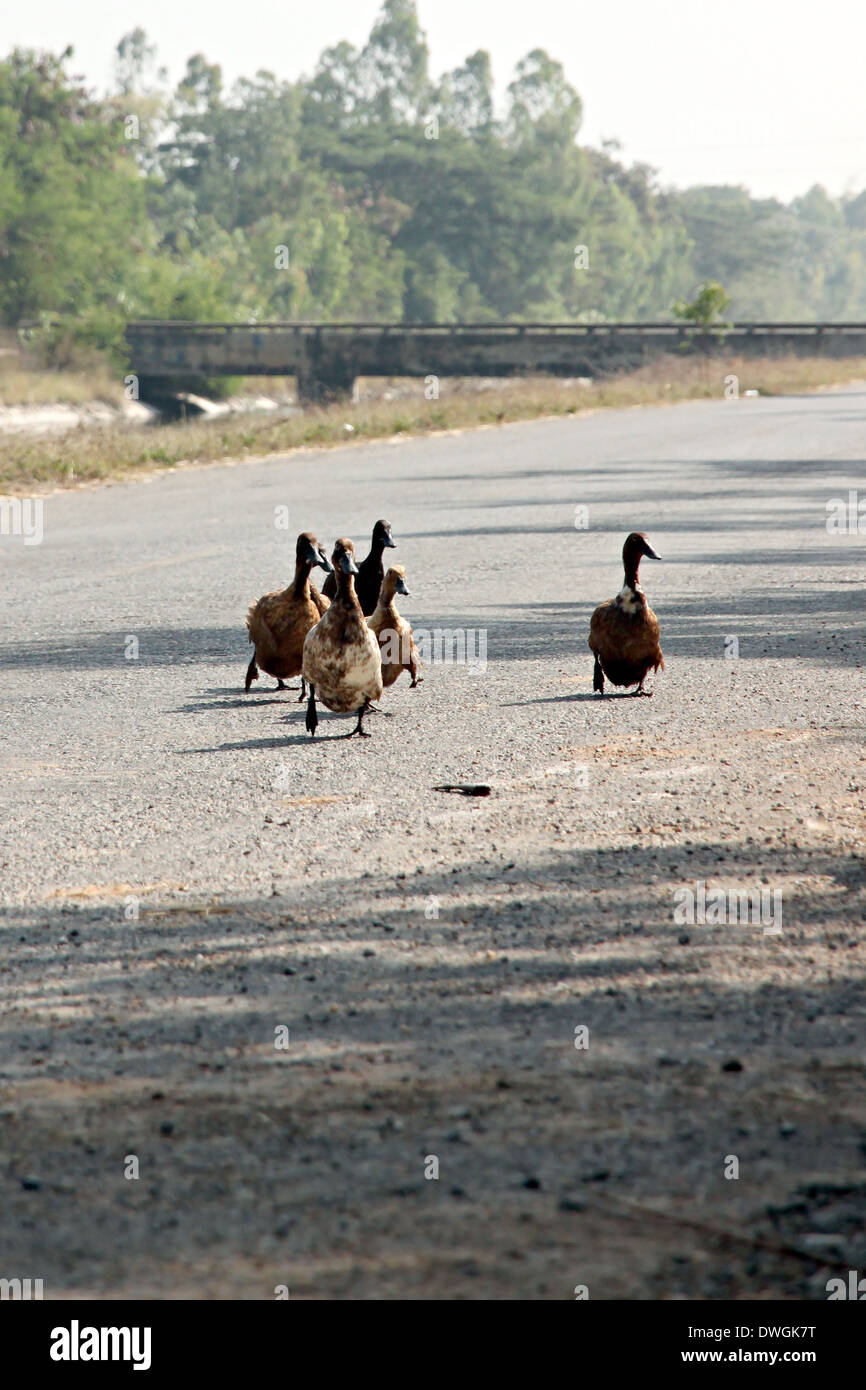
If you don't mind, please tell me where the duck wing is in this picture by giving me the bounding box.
[640,603,664,671]
[588,597,616,653]
[589,595,663,682]
[246,590,280,646]
[250,589,295,638]
[309,584,331,617]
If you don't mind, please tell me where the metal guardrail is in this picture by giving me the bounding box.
[118,320,866,399]
[125,320,866,334]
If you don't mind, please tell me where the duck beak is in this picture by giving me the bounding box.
[395,578,410,596]
[340,552,359,575]
[384,532,397,548]
[642,541,663,561]
[316,550,334,573]
[305,541,332,571]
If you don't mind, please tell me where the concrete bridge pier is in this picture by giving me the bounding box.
[295,369,358,406]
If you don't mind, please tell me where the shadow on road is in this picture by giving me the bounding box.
[2,571,862,680]
[1,832,863,1299]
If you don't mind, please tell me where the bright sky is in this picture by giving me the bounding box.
[2,0,865,202]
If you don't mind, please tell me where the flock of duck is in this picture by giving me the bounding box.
[244,523,663,739]
[245,519,420,738]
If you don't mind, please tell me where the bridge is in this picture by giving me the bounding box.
[124,321,866,403]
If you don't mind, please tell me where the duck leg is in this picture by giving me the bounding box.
[305,685,318,737]
[630,678,653,697]
[245,657,259,692]
[408,657,423,688]
[345,699,372,738]
[592,653,605,696]
[296,679,307,703]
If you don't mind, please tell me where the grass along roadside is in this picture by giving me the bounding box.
[2,353,865,494]
[0,361,123,407]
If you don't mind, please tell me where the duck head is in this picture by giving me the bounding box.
[372,519,397,554]
[382,565,410,601]
[622,532,662,589]
[332,537,360,577]
[297,532,333,573]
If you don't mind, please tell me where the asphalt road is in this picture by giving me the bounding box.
[1,387,864,1299]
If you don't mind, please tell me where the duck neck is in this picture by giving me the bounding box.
[377,591,397,620]
[368,538,386,569]
[291,559,313,598]
[336,570,360,608]
[623,554,641,591]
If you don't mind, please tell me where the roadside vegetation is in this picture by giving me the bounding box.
[3,354,865,492]
[0,364,123,407]
[3,2,866,493]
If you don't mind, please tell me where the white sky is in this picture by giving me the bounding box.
[2,0,865,202]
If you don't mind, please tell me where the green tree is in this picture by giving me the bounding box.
[6,0,866,358]
[0,48,144,356]
[673,279,732,328]
[355,0,431,124]
[437,50,495,139]
[506,49,582,148]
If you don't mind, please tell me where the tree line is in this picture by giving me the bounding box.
[2,0,866,364]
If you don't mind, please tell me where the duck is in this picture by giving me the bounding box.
[302,538,384,737]
[245,532,333,697]
[588,532,664,696]
[321,519,396,615]
[368,565,423,689]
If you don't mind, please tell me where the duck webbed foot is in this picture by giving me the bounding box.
[245,658,259,692]
[592,654,605,696]
[631,679,653,697]
[305,686,318,737]
[345,701,372,738]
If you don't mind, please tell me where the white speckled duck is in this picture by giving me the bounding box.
[302,538,384,737]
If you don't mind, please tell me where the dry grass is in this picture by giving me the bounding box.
[2,353,865,493]
[0,364,123,407]
[0,334,122,406]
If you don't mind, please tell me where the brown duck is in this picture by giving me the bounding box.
[245,532,333,696]
[588,532,664,696]
[321,519,396,615]
[368,565,422,689]
[302,539,384,738]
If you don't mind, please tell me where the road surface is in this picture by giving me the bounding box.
[1,387,864,1298]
